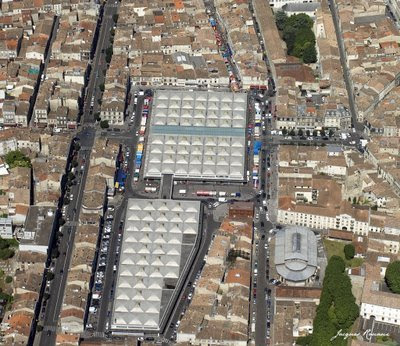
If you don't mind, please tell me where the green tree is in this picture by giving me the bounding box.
[51,248,60,259]
[100,120,109,129]
[385,261,400,294]
[344,244,355,260]
[46,272,54,281]
[306,130,311,137]
[0,248,14,260]
[105,47,113,64]
[4,150,31,168]
[296,28,316,47]
[352,197,357,205]
[5,276,12,284]
[275,11,288,31]
[36,324,43,332]
[296,335,313,345]
[282,128,288,136]
[293,42,305,59]
[68,172,75,181]
[311,255,359,345]
[289,129,296,136]
[313,130,318,137]
[279,13,316,62]
[283,26,297,54]
[329,129,335,137]
[285,13,313,31]
[94,112,101,122]
[298,129,304,137]
[7,238,18,248]
[303,42,317,63]
[99,84,105,92]
[112,14,119,23]
[320,129,326,137]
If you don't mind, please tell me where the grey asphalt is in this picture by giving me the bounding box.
[328,0,364,133]
[251,89,275,346]
[163,208,220,342]
[83,0,119,124]
[81,90,150,338]
[94,197,126,334]
[36,0,120,343]
[39,137,94,346]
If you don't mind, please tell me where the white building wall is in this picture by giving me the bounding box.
[361,302,400,325]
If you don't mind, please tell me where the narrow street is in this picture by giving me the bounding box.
[35,0,120,344]
[328,0,363,132]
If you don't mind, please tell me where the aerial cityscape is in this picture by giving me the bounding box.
[0,0,399,345]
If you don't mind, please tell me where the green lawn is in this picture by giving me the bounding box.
[323,239,364,268]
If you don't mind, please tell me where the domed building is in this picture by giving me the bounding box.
[274,226,318,286]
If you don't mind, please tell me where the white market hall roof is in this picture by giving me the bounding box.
[143,90,247,181]
[111,199,201,332]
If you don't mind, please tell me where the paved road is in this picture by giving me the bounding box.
[163,208,220,342]
[36,0,120,343]
[39,133,94,345]
[95,197,126,333]
[83,0,119,124]
[81,91,147,337]
[328,0,363,132]
[249,88,276,346]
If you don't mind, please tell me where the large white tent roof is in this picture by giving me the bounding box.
[143,90,247,181]
[111,199,200,332]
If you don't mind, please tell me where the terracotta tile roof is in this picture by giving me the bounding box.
[275,286,322,299]
[225,268,250,287]
[5,312,32,337]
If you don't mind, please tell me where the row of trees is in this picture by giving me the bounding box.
[305,256,359,345]
[275,12,317,64]
[105,15,118,64]
[282,128,335,137]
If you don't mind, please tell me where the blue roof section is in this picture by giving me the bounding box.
[151,125,245,137]
[254,141,262,154]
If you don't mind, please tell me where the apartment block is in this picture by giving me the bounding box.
[277,145,400,238]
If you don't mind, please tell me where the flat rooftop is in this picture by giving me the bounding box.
[19,206,56,253]
[143,90,247,181]
[111,199,201,332]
